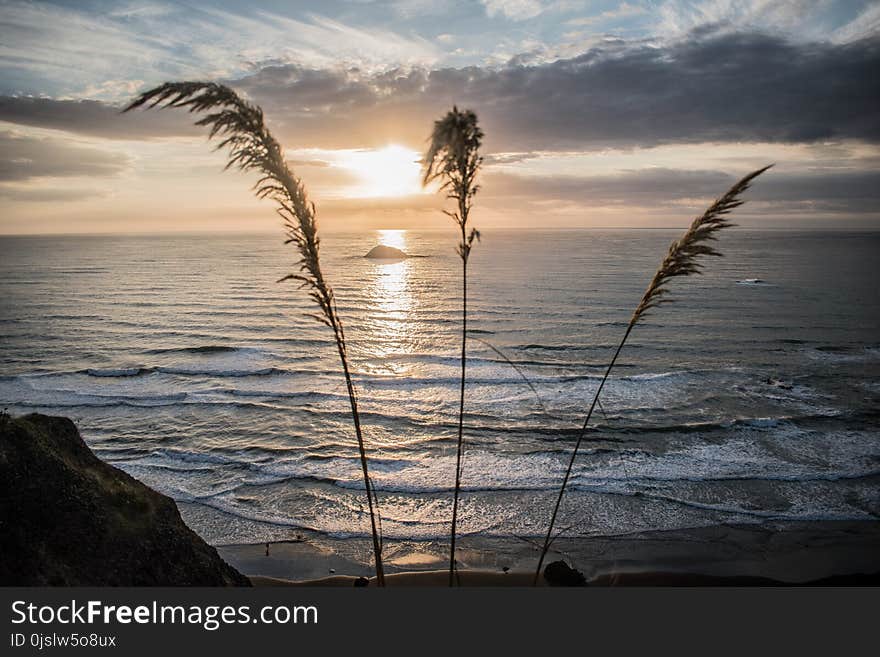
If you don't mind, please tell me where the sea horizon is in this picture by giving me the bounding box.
[3,224,880,238]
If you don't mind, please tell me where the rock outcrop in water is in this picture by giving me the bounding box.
[0,413,250,586]
[365,244,407,259]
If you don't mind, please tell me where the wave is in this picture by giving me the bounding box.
[213,388,330,401]
[329,466,880,495]
[386,351,608,369]
[559,370,697,384]
[516,343,625,352]
[355,368,702,389]
[64,364,698,387]
[111,428,880,497]
[17,366,294,380]
[637,489,877,523]
[155,366,289,377]
[11,348,773,391]
[806,345,880,363]
[78,365,299,379]
[17,392,189,408]
[145,345,239,354]
[134,463,880,542]
[86,367,151,377]
[2,371,857,427]
[7,395,280,411]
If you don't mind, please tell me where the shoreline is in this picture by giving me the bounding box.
[216,519,880,586]
[247,570,880,587]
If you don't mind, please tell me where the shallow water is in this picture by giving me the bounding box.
[1,229,878,545]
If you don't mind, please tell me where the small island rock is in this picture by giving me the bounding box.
[365,245,407,259]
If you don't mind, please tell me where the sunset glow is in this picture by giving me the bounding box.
[0,0,876,234]
[376,228,407,250]
[338,145,424,199]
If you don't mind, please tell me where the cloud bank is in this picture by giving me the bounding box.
[0,130,130,181]
[2,30,876,154]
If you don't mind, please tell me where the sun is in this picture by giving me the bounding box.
[338,145,425,198]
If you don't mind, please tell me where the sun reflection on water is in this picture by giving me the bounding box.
[366,230,415,368]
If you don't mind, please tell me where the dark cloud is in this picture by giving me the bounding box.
[746,170,880,214]
[0,186,108,202]
[234,31,880,151]
[0,131,130,181]
[2,30,877,151]
[483,152,542,165]
[0,96,199,140]
[482,168,733,205]
[482,168,880,214]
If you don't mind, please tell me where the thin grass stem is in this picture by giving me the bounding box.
[533,165,771,585]
[124,82,385,585]
[422,106,483,586]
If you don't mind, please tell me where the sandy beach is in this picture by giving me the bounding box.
[217,520,880,586]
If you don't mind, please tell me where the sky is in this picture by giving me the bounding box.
[0,0,878,233]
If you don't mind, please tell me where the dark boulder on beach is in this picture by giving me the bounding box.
[365,244,408,259]
[543,560,587,586]
[0,413,250,586]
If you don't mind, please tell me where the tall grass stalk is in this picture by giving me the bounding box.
[422,106,483,586]
[533,165,772,585]
[124,82,386,586]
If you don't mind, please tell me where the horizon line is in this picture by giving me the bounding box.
[3,225,880,238]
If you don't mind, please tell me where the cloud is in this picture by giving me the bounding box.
[0,130,130,181]
[483,168,733,204]
[482,167,880,214]
[0,185,109,202]
[0,96,200,140]
[742,169,880,214]
[832,2,880,43]
[232,30,880,151]
[3,30,877,153]
[481,0,546,21]
[657,0,839,42]
[0,1,441,99]
[565,1,648,27]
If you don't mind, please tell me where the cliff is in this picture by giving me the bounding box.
[0,413,250,586]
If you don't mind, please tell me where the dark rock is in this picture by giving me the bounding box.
[543,560,587,587]
[365,245,407,259]
[0,413,250,586]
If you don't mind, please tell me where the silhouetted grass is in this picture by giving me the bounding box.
[124,82,386,585]
[534,165,773,584]
[422,106,483,586]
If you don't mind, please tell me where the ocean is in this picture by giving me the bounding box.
[1,229,878,555]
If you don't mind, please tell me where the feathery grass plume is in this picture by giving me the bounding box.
[422,106,483,586]
[124,82,386,586]
[533,165,772,585]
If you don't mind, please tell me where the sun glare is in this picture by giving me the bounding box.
[377,228,407,250]
[339,145,424,198]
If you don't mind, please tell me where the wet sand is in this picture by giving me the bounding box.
[216,520,880,586]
